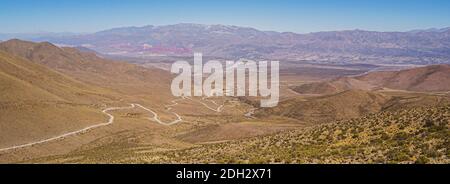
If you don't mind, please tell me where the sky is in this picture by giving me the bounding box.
[1,0,450,34]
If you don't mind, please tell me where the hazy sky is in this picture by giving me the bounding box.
[1,0,450,33]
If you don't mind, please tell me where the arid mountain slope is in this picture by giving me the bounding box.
[0,50,113,147]
[292,77,378,95]
[0,39,173,104]
[293,65,450,95]
[356,64,450,92]
[34,104,450,164]
[0,49,118,103]
[257,90,388,123]
[0,39,177,150]
[153,105,450,164]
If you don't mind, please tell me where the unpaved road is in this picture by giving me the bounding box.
[0,97,226,152]
[186,97,224,112]
[134,103,182,126]
[0,104,135,152]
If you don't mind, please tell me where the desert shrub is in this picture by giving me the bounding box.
[380,132,390,140]
[424,148,441,158]
[386,147,411,162]
[415,156,429,164]
[393,132,408,142]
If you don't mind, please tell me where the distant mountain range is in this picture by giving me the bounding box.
[0,32,80,42]
[408,27,450,33]
[13,23,447,65]
[2,24,450,65]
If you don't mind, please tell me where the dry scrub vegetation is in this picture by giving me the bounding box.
[134,105,449,164]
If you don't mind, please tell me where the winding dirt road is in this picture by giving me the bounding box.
[0,97,226,152]
[0,104,135,152]
[186,97,224,112]
[134,103,182,126]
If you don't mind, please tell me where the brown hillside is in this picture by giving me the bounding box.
[0,50,113,148]
[292,65,450,95]
[356,65,450,92]
[0,39,173,104]
[137,105,450,164]
[292,77,377,95]
[257,90,388,123]
[0,39,176,150]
